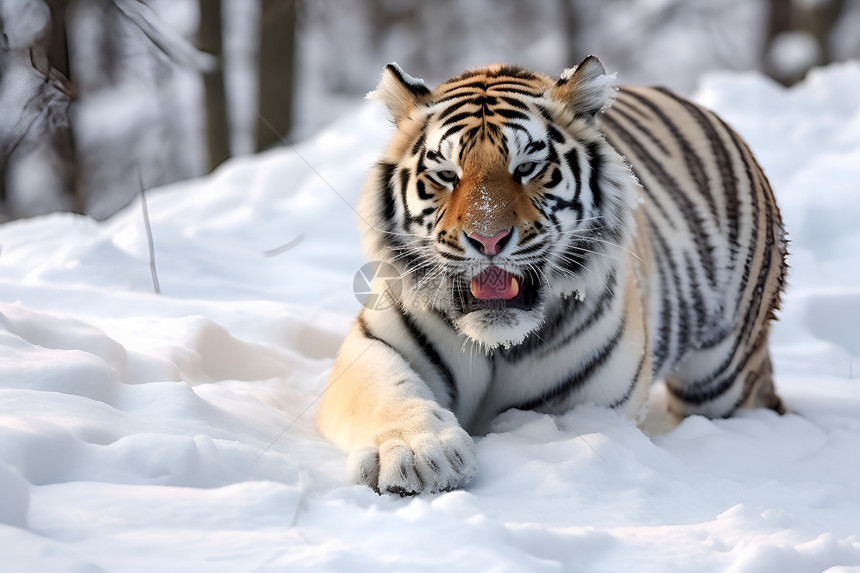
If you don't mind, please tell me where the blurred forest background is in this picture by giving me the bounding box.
[1,0,858,222]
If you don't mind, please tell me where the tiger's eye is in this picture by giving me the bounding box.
[515,162,537,177]
[438,170,457,182]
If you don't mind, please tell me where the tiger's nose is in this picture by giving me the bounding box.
[466,229,512,256]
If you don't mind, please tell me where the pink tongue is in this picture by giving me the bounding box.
[469,266,520,300]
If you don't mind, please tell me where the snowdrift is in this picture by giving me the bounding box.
[2,64,860,572]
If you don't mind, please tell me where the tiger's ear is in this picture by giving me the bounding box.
[549,56,617,118]
[367,63,432,125]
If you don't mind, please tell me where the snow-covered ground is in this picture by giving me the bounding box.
[2,63,860,572]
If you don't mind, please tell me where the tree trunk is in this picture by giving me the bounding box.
[44,0,71,78]
[256,0,297,150]
[43,0,83,213]
[0,6,7,207]
[800,0,846,65]
[198,0,230,170]
[561,0,580,67]
[765,0,847,86]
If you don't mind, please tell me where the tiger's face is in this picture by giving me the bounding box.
[360,58,635,349]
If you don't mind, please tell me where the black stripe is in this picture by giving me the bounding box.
[529,270,618,362]
[585,141,603,210]
[501,122,533,136]
[434,207,447,226]
[397,307,458,408]
[436,101,468,121]
[438,250,468,261]
[385,63,430,96]
[536,104,555,124]
[411,132,427,156]
[525,141,547,155]
[512,240,547,257]
[732,335,771,411]
[666,185,773,405]
[543,192,583,218]
[613,90,655,122]
[727,121,763,313]
[495,108,530,121]
[379,162,397,228]
[548,125,565,143]
[657,87,738,244]
[610,350,647,408]
[415,179,433,200]
[415,206,436,223]
[644,213,676,376]
[358,313,412,369]
[729,128,761,317]
[484,66,539,80]
[474,94,499,106]
[607,100,670,156]
[510,318,626,411]
[600,113,675,228]
[398,169,412,221]
[565,147,582,203]
[433,91,482,106]
[416,153,429,175]
[696,129,758,349]
[681,252,704,357]
[659,225,690,364]
[740,175,775,351]
[499,96,530,111]
[600,112,714,283]
[358,313,389,346]
[640,89,720,232]
[440,123,467,146]
[621,91,718,285]
[488,82,541,92]
[544,167,563,189]
[441,111,479,128]
[500,294,579,362]
[445,80,488,91]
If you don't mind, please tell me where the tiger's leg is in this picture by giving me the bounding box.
[316,318,477,495]
[738,350,785,414]
[663,327,785,419]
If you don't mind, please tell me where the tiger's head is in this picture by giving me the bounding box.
[359,56,636,350]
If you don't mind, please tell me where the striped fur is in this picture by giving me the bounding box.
[317,57,787,495]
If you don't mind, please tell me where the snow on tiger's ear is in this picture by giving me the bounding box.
[549,56,617,118]
[367,63,432,125]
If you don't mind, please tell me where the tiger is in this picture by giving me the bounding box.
[316,56,788,495]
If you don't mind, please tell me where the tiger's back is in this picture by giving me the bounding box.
[603,86,787,416]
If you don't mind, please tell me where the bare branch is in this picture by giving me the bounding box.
[113,0,216,71]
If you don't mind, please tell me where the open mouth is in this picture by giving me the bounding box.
[459,265,539,313]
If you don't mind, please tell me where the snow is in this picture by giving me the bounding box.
[2,63,860,572]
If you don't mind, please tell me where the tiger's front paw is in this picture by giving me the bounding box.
[346,407,477,495]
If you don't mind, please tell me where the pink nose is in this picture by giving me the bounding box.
[467,229,510,256]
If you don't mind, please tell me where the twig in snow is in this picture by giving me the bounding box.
[137,166,161,294]
[248,473,309,572]
[264,233,305,257]
[291,472,308,528]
